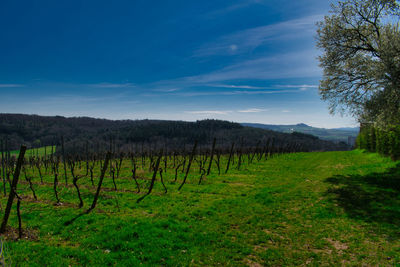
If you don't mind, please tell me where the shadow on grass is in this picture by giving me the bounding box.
[325,162,400,237]
[64,209,91,226]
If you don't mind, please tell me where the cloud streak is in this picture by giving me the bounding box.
[143,88,301,97]
[185,108,268,115]
[237,108,268,113]
[27,92,139,106]
[194,14,323,57]
[90,83,135,88]
[207,84,271,90]
[277,84,318,91]
[0,84,24,88]
[202,0,264,19]
[147,49,321,93]
[207,83,318,90]
[185,110,232,115]
[192,49,321,82]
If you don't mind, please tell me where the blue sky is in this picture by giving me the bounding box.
[0,0,356,128]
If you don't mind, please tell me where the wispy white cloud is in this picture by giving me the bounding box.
[148,49,321,92]
[282,110,291,113]
[153,88,181,92]
[90,82,135,88]
[138,15,323,98]
[203,0,264,19]
[189,49,321,82]
[206,83,318,91]
[229,90,298,95]
[277,84,318,91]
[28,92,139,106]
[193,14,323,57]
[183,108,268,115]
[185,110,232,115]
[207,84,271,90]
[143,89,301,98]
[0,84,24,88]
[299,85,318,91]
[237,108,268,113]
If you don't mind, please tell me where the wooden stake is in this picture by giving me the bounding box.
[0,145,26,233]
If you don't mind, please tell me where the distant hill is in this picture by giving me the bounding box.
[0,113,350,153]
[331,127,360,132]
[241,123,359,144]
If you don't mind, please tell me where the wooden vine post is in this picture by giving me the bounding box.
[0,145,26,234]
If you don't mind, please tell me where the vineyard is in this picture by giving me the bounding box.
[1,0,399,265]
[0,138,302,237]
[0,139,398,265]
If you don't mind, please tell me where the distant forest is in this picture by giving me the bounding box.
[0,114,350,154]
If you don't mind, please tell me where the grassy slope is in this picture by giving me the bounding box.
[1,150,399,266]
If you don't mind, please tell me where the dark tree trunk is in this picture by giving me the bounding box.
[225,142,235,174]
[207,138,216,175]
[131,168,140,193]
[36,162,43,184]
[88,152,111,212]
[53,171,60,203]
[174,162,183,182]
[61,136,68,185]
[16,194,22,239]
[198,167,206,185]
[178,141,198,191]
[70,162,83,208]
[89,166,94,186]
[159,168,167,194]
[137,150,163,203]
[111,165,117,191]
[23,167,37,200]
[1,139,6,196]
[214,152,221,175]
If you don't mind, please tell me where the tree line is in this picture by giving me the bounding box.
[0,113,350,154]
[356,123,400,160]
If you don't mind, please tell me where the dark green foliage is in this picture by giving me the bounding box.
[357,124,400,160]
[0,114,349,153]
[290,131,319,140]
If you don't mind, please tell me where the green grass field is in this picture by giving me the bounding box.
[0,150,399,266]
[6,146,56,158]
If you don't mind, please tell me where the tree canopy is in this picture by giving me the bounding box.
[0,113,349,153]
[316,0,400,126]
